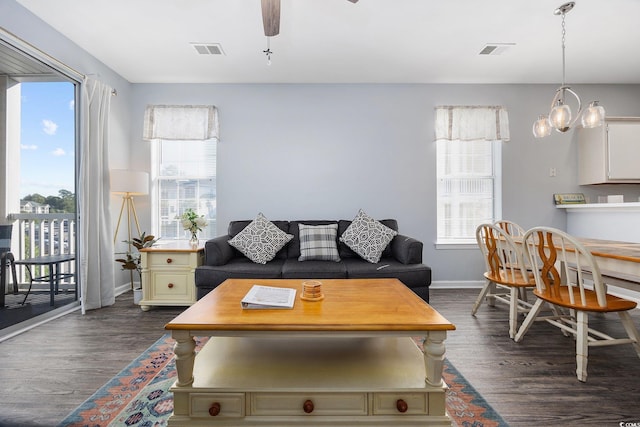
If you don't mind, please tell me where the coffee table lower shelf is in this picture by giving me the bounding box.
[169,336,451,426]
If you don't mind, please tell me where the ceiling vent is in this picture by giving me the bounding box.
[192,43,225,55]
[479,43,515,55]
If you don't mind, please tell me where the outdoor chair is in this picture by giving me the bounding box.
[514,226,640,382]
[1,224,19,304]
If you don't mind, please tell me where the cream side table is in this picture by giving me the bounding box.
[139,241,204,311]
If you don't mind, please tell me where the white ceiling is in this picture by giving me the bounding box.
[15,0,640,84]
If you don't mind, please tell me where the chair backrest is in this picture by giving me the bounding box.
[522,226,608,308]
[494,220,526,238]
[476,223,529,283]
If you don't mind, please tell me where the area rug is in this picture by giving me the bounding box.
[58,335,509,427]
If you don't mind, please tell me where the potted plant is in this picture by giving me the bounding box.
[115,232,159,302]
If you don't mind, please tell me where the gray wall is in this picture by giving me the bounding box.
[5,0,640,285]
[130,83,640,283]
[1,0,133,286]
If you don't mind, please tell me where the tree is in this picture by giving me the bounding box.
[23,193,46,204]
[23,189,76,213]
[59,189,76,213]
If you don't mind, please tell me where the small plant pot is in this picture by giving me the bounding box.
[133,287,143,305]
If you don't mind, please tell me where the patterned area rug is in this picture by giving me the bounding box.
[59,335,509,427]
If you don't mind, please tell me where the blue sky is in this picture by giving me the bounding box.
[20,81,75,198]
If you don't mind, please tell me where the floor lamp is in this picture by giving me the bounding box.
[111,170,149,289]
[111,170,149,245]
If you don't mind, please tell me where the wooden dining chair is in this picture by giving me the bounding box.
[472,223,536,339]
[514,226,640,382]
[494,219,526,238]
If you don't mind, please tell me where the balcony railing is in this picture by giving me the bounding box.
[6,213,76,288]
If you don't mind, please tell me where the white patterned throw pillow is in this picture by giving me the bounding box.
[299,223,341,262]
[339,209,398,263]
[228,213,293,264]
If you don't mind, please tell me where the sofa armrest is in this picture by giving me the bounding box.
[203,235,235,266]
[391,234,423,264]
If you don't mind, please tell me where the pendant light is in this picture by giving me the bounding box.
[533,2,605,138]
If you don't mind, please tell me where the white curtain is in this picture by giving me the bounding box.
[435,106,510,141]
[79,77,115,313]
[142,105,219,141]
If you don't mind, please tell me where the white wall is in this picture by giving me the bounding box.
[130,83,640,283]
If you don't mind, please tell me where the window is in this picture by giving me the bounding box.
[436,139,501,244]
[152,139,216,241]
[434,106,509,246]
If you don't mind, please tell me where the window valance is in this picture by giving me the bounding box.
[143,105,219,141]
[435,106,510,142]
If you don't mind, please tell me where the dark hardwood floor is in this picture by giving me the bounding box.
[0,287,639,426]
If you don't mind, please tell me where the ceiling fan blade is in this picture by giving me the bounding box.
[347,0,359,3]
[261,0,280,37]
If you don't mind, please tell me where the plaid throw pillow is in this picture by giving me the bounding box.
[228,213,293,264]
[298,223,341,262]
[339,209,398,263]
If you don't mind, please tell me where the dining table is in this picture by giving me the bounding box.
[515,234,640,296]
[566,237,640,292]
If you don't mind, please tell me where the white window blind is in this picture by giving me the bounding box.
[154,140,216,241]
[435,106,507,245]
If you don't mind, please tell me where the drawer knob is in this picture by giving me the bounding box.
[303,399,314,413]
[396,399,408,413]
[209,402,221,416]
[166,258,173,264]
[167,283,174,288]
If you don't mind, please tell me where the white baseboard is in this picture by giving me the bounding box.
[115,283,132,296]
[115,281,140,296]
[430,280,483,289]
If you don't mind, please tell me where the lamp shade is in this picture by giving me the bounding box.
[110,170,149,195]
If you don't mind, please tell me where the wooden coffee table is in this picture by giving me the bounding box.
[165,278,456,426]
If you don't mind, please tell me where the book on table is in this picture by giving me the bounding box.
[241,285,297,309]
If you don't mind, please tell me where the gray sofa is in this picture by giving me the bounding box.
[195,219,432,302]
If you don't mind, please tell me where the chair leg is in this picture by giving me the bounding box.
[618,311,640,358]
[509,286,519,339]
[514,299,545,342]
[575,310,589,382]
[518,287,528,303]
[486,281,497,307]
[471,279,492,316]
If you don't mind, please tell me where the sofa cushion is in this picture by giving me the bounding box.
[298,223,340,262]
[281,259,348,279]
[286,220,336,259]
[228,213,293,264]
[339,210,398,263]
[194,258,284,299]
[338,218,398,259]
[228,218,290,260]
[343,258,431,290]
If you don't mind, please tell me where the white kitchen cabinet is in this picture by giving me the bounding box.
[577,117,640,184]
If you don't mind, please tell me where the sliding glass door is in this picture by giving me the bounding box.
[1,34,80,331]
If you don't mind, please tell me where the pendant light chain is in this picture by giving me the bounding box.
[560,11,567,86]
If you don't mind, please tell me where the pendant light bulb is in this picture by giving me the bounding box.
[533,115,552,138]
[550,100,572,132]
[581,101,605,128]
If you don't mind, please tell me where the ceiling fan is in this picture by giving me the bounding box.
[261,0,359,37]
